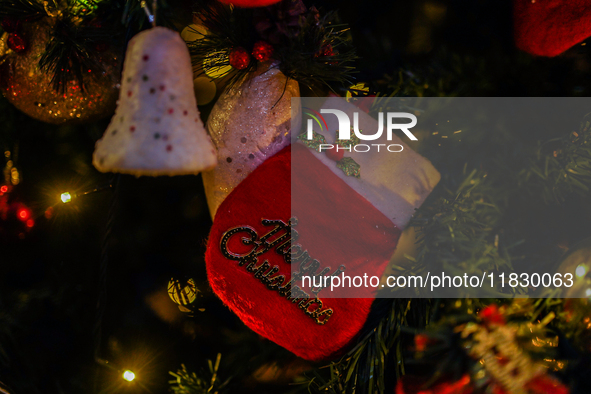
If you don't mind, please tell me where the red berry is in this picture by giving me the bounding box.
[414,334,429,352]
[325,146,345,161]
[252,41,273,62]
[1,18,20,33]
[479,304,505,326]
[7,33,26,53]
[229,47,251,70]
[316,44,334,58]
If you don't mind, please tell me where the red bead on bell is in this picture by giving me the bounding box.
[229,47,251,70]
[252,41,273,62]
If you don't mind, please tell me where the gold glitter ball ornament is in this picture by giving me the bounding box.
[557,236,591,298]
[167,278,198,306]
[0,18,120,125]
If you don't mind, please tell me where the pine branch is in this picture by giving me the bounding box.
[187,1,357,91]
[407,169,522,297]
[304,299,430,394]
[404,300,563,386]
[300,93,591,394]
[0,0,45,20]
[518,115,591,204]
[38,19,107,93]
[187,2,256,88]
[275,12,357,89]
[169,354,230,394]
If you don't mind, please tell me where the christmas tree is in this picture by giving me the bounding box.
[1,0,591,393]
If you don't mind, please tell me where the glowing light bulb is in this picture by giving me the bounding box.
[61,192,72,204]
[123,370,135,382]
[576,265,587,278]
[17,208,31,221]
[585,288,591,298]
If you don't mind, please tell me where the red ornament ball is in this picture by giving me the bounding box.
[217,0,281,8]
[7,33,26,53]
[252,40,273,62]
[229,47,251,70]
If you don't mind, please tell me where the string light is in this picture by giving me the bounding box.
[44,207,53,219]
[57,183,112,206]
[576,264,587,278]
[17,207,31,221]
[60,192,73,204]
[122,370,136,382]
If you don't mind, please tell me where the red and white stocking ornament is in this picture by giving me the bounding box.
[202,63,300,217]
[514,0,591,57]
[204,96,440,360]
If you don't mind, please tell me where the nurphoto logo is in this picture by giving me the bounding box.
[304,107,418,153]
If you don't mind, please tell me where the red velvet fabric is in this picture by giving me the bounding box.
[206,143,401,361]
[514,0,591,57]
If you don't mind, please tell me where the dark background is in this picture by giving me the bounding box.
[1,0,591,393]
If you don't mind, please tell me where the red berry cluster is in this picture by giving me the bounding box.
[479,304,506,326]
[228,40,274,70]
[315,44,338,65]
[316,44,335,58]
[229,47,251,70]
[252,40,273,62]
[1,18,27,53]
